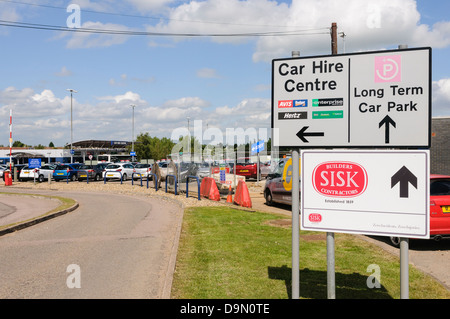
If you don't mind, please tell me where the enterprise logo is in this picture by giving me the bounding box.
[278,99,308,108]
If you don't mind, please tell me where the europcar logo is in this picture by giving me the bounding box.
[293,99,308,107]
[312,161,368,197]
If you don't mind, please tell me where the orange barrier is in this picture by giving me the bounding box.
[226,185,233,203]
[233,180,252,208]
[200,177,220,201]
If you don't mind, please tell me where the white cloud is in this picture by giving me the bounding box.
[65,21,131,49]
[432,79,450,116]
[54,66,73,77]
[197,68,221,79]
[143,0,450,62]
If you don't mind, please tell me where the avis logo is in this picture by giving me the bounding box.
[278,100,293,108]
[312,161,368,197]
[374,55,401,83]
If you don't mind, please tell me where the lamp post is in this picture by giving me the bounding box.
[66,89,77,163]
[131,104,136,161]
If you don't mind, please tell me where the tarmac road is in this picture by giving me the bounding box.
[0,188,183,298]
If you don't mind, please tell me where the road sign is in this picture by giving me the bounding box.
[301,150,430,239]
[28,158,41,169]
[130,151,136,156]
[251,140,265,155]
[272,47,431,148]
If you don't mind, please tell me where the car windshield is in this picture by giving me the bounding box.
[135,164,150,168]
[430,179,450,196]
[106,164,120,169]
[79,165,92,169]
[55,165,70,170]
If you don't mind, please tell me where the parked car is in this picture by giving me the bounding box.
[103,163,135,181]
[235,158,266,179]
[76,164,103,181]
[133,163,152,180]
[20,164,56,182]
[390,174,450,246]
[3,164,27,181]
[264,157,301,206]
[52,164,79,181]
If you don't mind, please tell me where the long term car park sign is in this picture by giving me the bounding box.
[272,47,431,148]
[301,150,430,239]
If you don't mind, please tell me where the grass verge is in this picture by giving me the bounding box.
[171,206,450,299]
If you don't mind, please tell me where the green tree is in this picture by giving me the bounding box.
[49,142,55,147]
[12,140,25,147]
[133,133,176,161]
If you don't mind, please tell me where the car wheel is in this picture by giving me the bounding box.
[38,174,45,183]
[390,237,401,247]
[265,189,274,206]
[95,174,100,181]
[122,173,127,181]
[71,174,77,182]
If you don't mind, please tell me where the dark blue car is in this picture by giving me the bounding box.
[52,163,81,181]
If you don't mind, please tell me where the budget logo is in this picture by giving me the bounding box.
[293,99,308,107]
[312,161,368,197]
[278,100,293,108]
[374,55,401,83]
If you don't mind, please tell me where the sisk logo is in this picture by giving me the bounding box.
[374,55,401,83]
[312,161,368,197]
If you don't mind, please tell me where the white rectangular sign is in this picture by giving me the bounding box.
[301,150,430,239]
[272,47,431,148]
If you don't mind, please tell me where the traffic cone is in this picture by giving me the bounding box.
[226,185,233,203]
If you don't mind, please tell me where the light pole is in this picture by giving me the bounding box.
[131,104,136,161]
[66,89,77,163]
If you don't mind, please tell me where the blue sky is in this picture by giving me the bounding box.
[0,0,449,147]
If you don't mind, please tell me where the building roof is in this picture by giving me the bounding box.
[70,140,131,149]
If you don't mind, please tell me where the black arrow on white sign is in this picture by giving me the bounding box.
[391,166,417,198]
[296,126,324,143]
[379,115,396,144]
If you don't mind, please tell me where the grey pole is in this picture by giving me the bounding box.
[131,104,136,161]
[398,44,409,299]
[327,232,336,299]
[291,50,300,299]
[66,89,77,163]
[400,238,409,299]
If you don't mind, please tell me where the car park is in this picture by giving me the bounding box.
[52,164,79,181]
[264,157,301,206]
[103,163,135,181]
[133,163,152,180]
[390,174,450,246]
[76,164,104,181]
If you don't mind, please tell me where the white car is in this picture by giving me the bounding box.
[19,164,56,182]
[103,163,135,181]
[133,163,152,180]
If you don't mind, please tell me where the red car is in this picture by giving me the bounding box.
[390,174,450,246]
[429,174,450,239]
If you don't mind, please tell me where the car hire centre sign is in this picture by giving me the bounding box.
[301,150,430,239]
[272,47,431,148]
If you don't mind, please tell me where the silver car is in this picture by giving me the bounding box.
[264,158,301,206]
